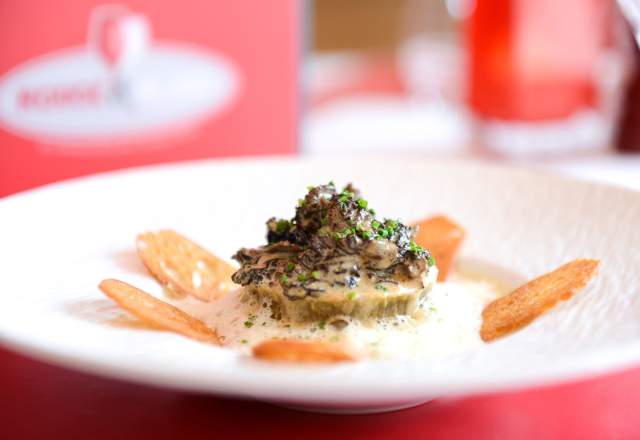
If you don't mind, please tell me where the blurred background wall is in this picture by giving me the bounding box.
[2,0,640,196]
[314,0,455,51]
[308,0,634,158]
[314,0,408,51]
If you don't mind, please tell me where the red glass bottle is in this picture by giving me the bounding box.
[467,0,606,122]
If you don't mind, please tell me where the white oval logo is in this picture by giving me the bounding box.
[0,6,240,152]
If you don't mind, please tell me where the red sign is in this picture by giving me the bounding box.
[0,1,302,197]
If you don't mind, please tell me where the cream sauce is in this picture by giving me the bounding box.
[178,269,509,360]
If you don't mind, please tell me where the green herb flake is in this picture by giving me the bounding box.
[427,255,436,267]
[240,339,249,344]
[318,320,326,330]
[369,208,376,216]
[311,271,321,279]
[328,180,335,187]
[297,273,308,282]
[347,291,358,301]
[409,240,425,254]
[371,220,380,230]
[286,262,295,272]
[244,320,254,328]
[341,227,357,237]
[362,230,373,240]
[338,190,354,204]
[375,284,388,292]
[276,219,290,233]
[357,198,368,209]
[280,274,290,284]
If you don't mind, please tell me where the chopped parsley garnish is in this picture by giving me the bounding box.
[286,262,295,272]
[244,320,254,328]
[368,219,398,240]
[297,198,306,207]
[409,240,427,255]
[311,271,320,279]
[427,255,436,267]
[339,190,354,201]
[375,284,388,292]
[280,274,290,284]
[347,291,357,301]
[276,219,290,233]
[338,190,354,208]
[297,273,308,282]
[357,198,368,209]
[362,230,373,240]
[369,208,376,216]
[343,227,357,238]
[328,180,335,187]
[318,320,326,330]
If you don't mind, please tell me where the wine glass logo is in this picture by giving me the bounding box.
[88,5,150,105]
[0,4,239,147]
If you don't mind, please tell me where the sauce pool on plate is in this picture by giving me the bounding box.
[179,267,508,360]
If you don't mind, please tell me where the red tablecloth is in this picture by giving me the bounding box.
[2,345,638,439]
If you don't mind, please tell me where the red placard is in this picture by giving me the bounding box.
[0,0,302,197]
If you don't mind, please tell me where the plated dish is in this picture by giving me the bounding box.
[99,181,599,363]
[0,157,634,412]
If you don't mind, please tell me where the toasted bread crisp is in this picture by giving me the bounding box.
[137,230,236,302]
[99,279,220,345]
[480,259,600,342]
[413,215,465,281]
[252,339,355,363]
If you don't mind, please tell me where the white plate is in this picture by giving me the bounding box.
[1,156,639,413]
